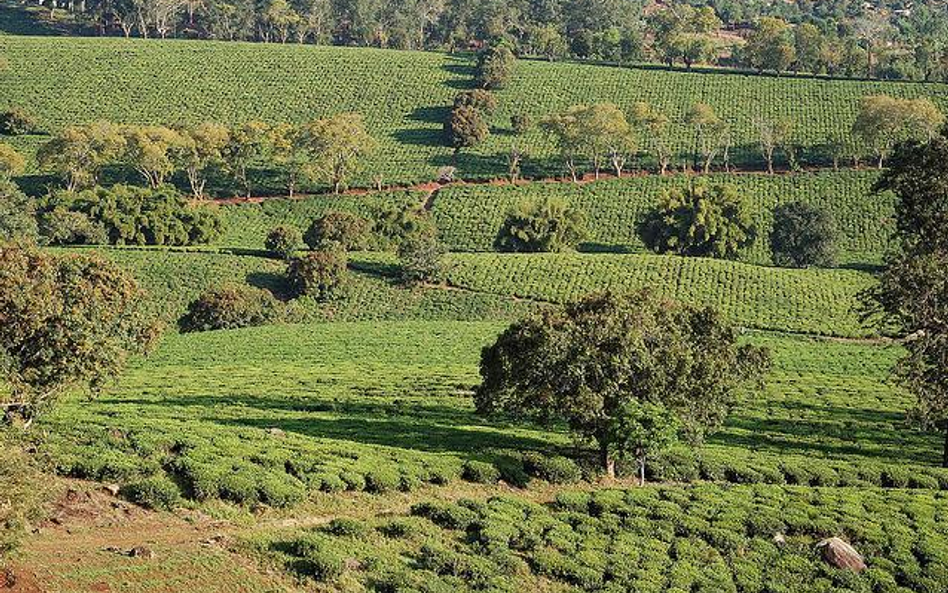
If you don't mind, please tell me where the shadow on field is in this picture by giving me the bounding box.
[117,393,554,455]
[391,128,446,148]
[714,401,939,465]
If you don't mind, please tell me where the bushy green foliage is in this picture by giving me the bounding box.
[0,143,25,178]
[286,249,348,300]
[770,201,838,268]
[120,475,181,510]
[640,182,756,259]
[0,177,38,243]
[44,185,223,246]
[494,197,587,252]
[398,230,446,286]
[265,225,303,259]
[462,460,500,484]
[0,246,159,424]
[444,105,489,153]
[477,291,768,476]
[454,90,498,115]
[304,210,370,250]
[0,108,37,136]
[476,44,516,90]
[179,284,283,333]
[37,209,107,246]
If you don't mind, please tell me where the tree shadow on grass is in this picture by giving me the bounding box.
[391,128,446,148]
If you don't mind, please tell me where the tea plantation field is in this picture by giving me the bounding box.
[248,485,948,593]
[213,171,892,267]
[3,37,948,187]
[35,321,947,515]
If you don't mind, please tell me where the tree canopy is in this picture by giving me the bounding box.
[476,290,769,479]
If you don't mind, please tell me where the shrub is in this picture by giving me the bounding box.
[522,453,582,484]
[770,202,837,268]
[374,204,436,248]
[286,249,348,301]
[639,182,756,259]
[291,535,346,582]
[377,519,420,539]
[37,209,107,246]
[0,177,38,243]
[462,460,500,484]
[0,143,25,177]
[120,475,182,510]
[304,210,370,250]
[322,517,369,537]
[364,467,401,493]
[179,284,283,332]
[265,225,303,259]
[398,230,446,286]
[511,113,532,135]
[410,502,479,530]
[44,184,222,246]
[454,90,498,115]
[495,197,587,252]
[0,108,37,136]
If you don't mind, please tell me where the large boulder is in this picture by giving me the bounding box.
[816,537,867,572]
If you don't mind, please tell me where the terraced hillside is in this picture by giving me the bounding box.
[3,37,948,188]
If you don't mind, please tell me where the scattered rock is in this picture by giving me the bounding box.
[773,533,786,546]
[267,428,285,438]
[128,546,155,559]
[102,484,121,497]
[816,537,866,572]
[103,546,156,560]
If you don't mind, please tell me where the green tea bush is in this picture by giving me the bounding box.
[364,466,401,493]
[411,502,479,530]
[521,453,582,484]
[265,225,303,259]
[120,475,182,510]
[179,284,283,332]
[289,534,346,582]
[462,460,500,484]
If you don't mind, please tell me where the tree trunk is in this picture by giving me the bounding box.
[637,449,646,486]
[600,444,615,480]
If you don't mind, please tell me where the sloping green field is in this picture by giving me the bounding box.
[3,37,947,187]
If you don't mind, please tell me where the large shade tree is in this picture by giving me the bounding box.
[864,128,948,467]
[0,246,160,427]
[476,290,769,480]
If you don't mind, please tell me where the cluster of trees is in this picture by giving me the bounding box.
[531,96,943,180]
[28,0,948,81]
[34,115,375,198]
[0,181,222,248]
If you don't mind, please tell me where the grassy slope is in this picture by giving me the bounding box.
[3,36,948,187]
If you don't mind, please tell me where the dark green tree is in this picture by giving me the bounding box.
[286,248,348,301]
[864,128,948,467]
[444,105,489,155]
[398,230,447,286]
[476,291,769,479]
[475,44,516,89]
[495,197,587,253]
[265,225,304,259]
[639,183,756,259]
[180,284,283,333]
[770,202,838,268]
[304,211,370,251]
